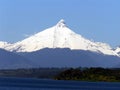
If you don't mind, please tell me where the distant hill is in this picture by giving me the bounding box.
[19,48,120,68]
[0,49,34,69]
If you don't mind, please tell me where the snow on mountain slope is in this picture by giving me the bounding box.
[115,47,120,55]
[0,41,11,48]
[0,19,119,56]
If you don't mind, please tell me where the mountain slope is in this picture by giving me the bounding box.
[115,47,120,55]
[20,48,120,68]
[5,19,118,56]
[0,41,11,48]
[0,49,35,69]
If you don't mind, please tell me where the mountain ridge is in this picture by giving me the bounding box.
[19,48,120,68]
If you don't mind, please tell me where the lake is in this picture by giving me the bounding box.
[0,77,120,90]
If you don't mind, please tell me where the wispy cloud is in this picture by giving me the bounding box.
[23,34,32,38]
[23,32,37,38]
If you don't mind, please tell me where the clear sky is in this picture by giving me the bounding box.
[0,0,120,47]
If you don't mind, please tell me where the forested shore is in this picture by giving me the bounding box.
[0,67,120,82]
[55,67,120,82]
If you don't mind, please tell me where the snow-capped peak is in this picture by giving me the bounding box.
[56,19,66,28]
[0,19,119,56]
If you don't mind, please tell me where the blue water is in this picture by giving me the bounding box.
[0,77,120,90]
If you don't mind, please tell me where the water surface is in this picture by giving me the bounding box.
[0,77,120,90]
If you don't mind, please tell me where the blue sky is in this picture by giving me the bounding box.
[0,0,120,47]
